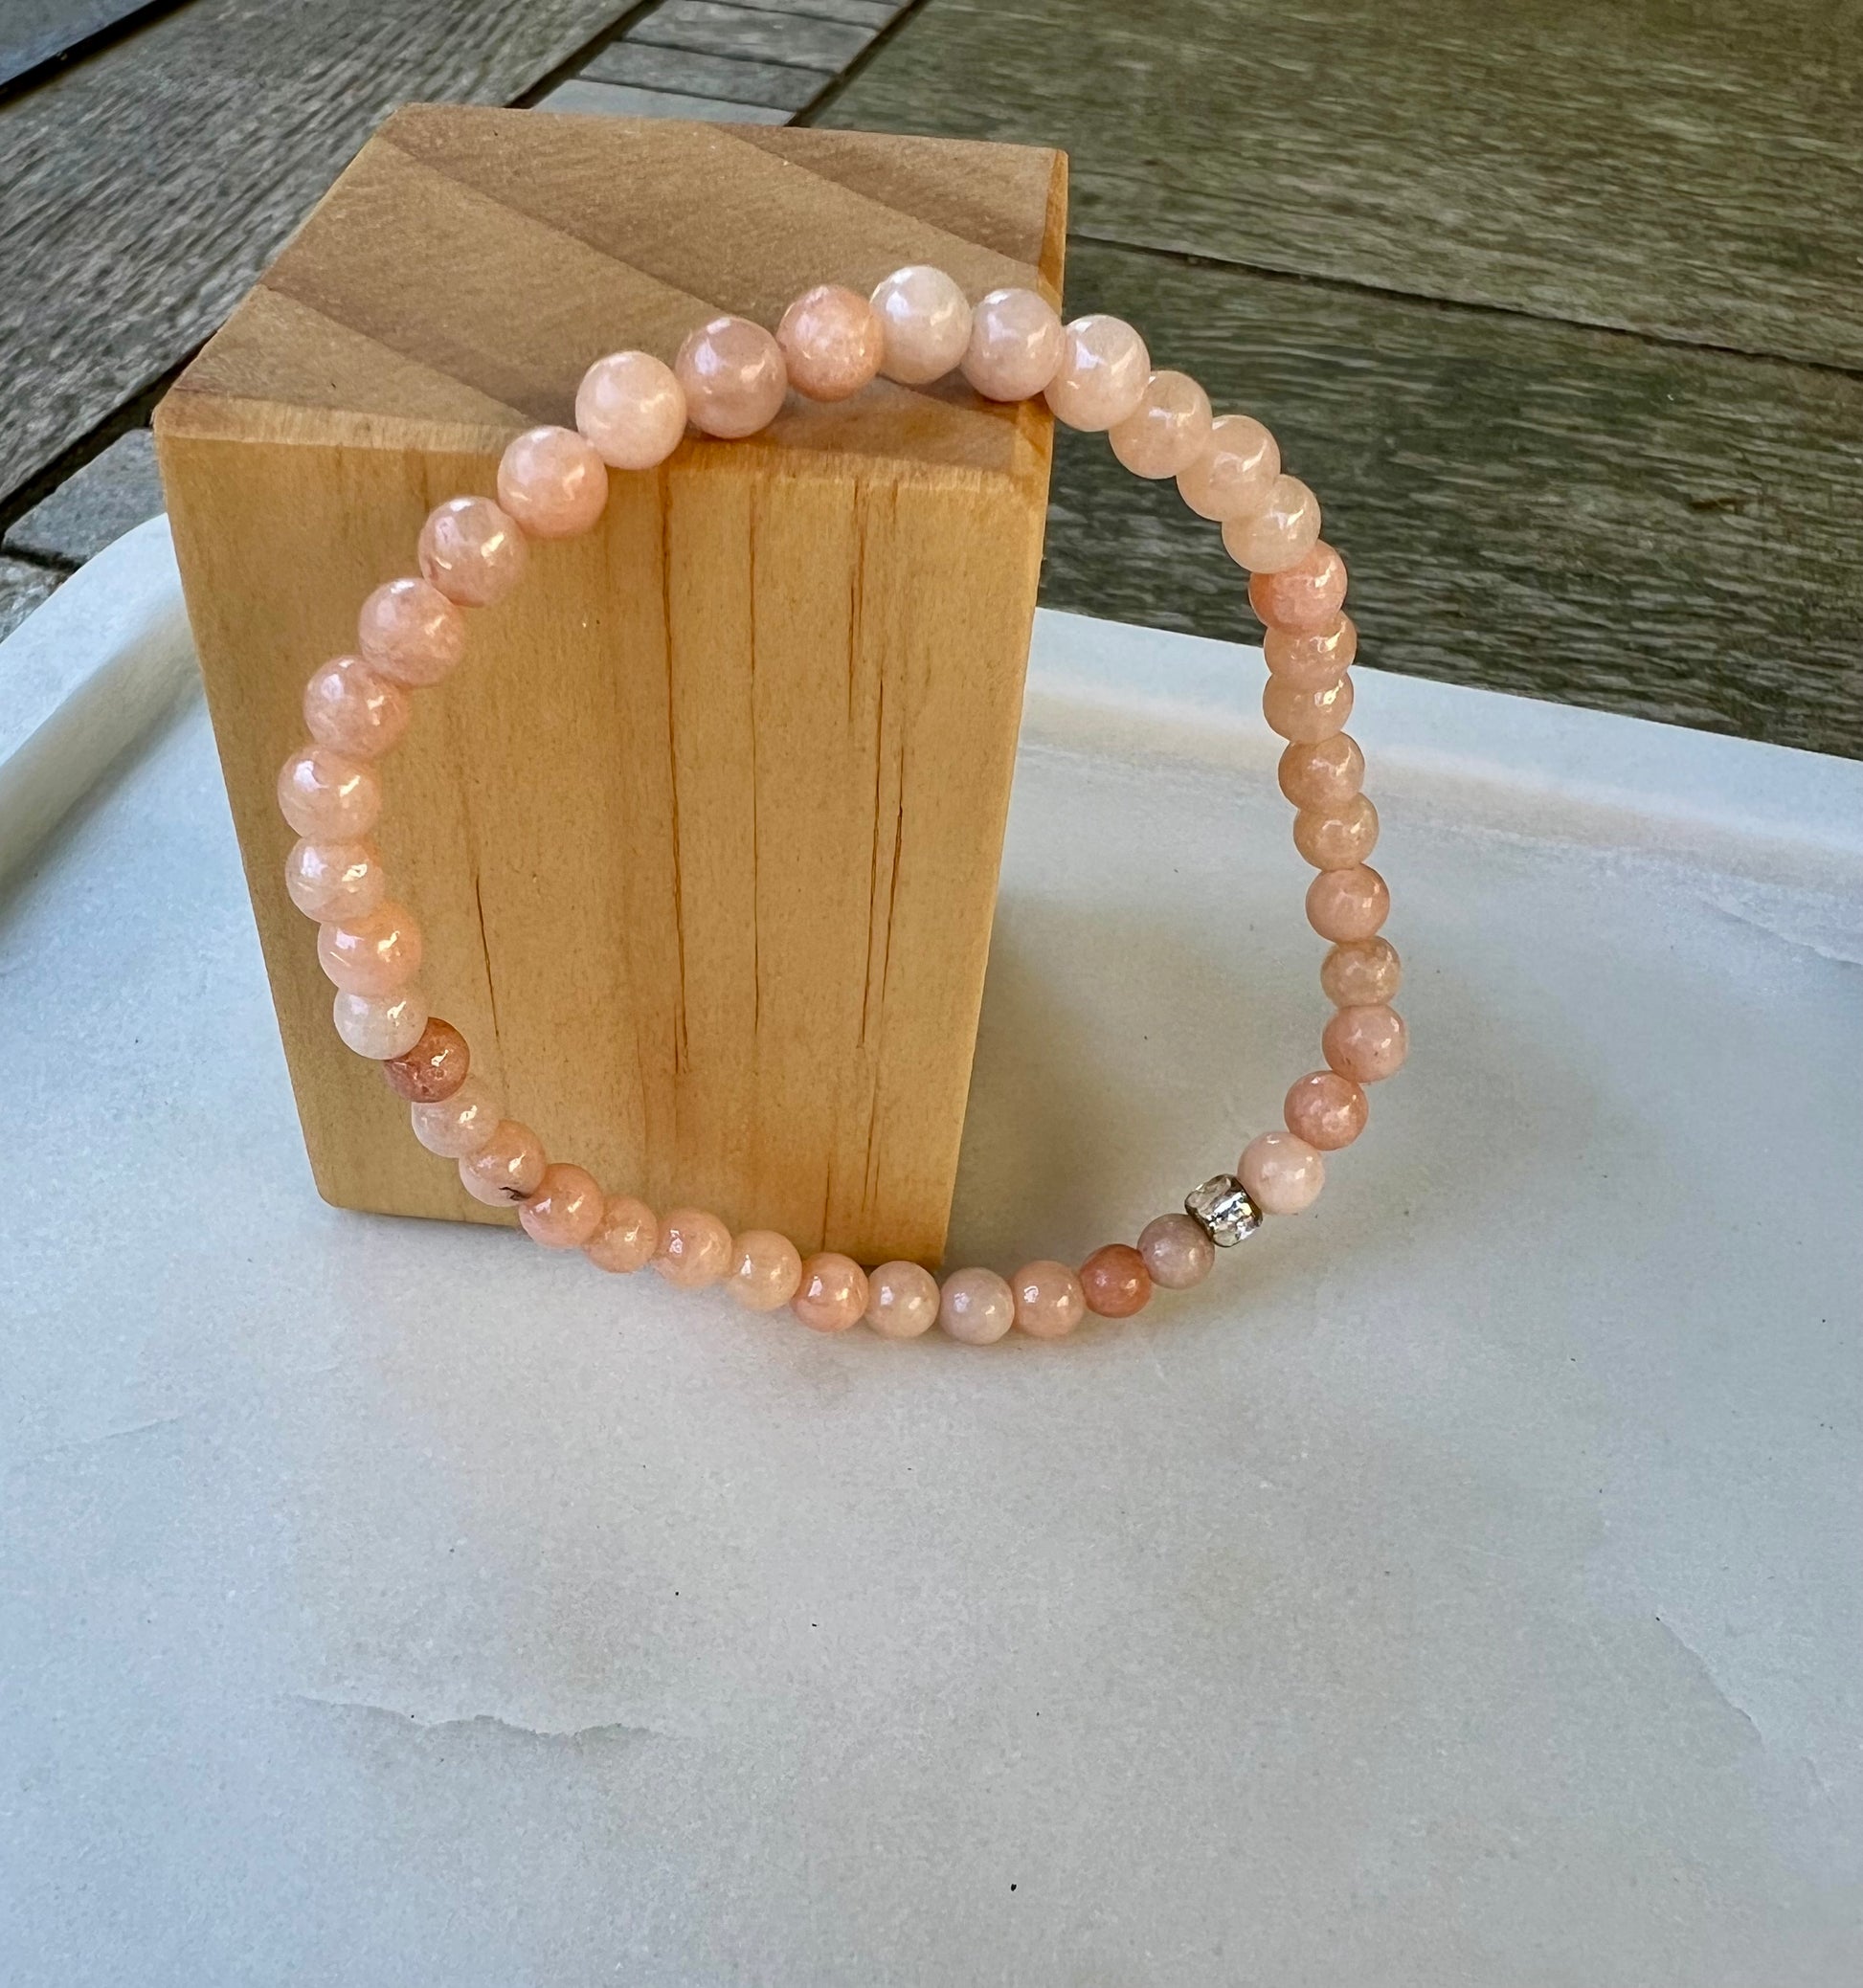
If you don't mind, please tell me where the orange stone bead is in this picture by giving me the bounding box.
[1307,864,1390,942]
[1079,1243,1151,1318]
[1279,734,1365,810]
[1321,937,1403,1007]
[1323,1004,1409,1083]
[1284,1069,1369,1150]
[1292,793,1380,870]
[379,1016,470,1103]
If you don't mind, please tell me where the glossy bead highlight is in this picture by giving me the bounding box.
[379,1016,470,1103]
[357,576,466,687]
[277,747,379,840]
[725,1229,805,1311]
[1109,370,1213,479]
[1080,1243,1151,1318]
[870,265,972,385]
[1239,1130,1325,1215]
[1323,1003,1408,1083]
[1044,314,1150,432]
[1177,413,1279,522]
[519,1163,606,1247]
[792,1253,868,1332]
[938,1266,1016,1344]
[575,350,687,469]
[963,287,1064,401]
[1222,475,1321,573]
[1284,1069,1369,1150]
[460,1120,548,1205]
[652,1207,733,1287]
[675,315,788,438]
[584,1195,659,1274]
[303,655,410,759]
[778,284,884,401]
[496,426,609,539]
[418,496,527,607]
[864,1261,941,1338]
[283,838,385,922]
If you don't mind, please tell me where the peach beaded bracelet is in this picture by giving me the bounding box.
[277,265,1406,1345]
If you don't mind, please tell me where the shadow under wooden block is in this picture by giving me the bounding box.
[155,105,1067,1264]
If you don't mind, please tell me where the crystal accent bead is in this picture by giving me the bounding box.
[1184,1173,1262,1246]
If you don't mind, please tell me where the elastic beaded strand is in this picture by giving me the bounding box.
[274,269,1406,1343]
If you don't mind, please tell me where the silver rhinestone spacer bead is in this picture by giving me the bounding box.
[1184,1173,1262,1246]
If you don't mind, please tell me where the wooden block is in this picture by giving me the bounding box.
[154,104,1066,1263]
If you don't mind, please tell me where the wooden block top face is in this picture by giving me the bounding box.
[158,106,1067,483]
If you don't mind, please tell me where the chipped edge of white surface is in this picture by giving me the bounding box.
[0,514,198,892]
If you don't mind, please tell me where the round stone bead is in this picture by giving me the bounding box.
[496,426,609,539]
[1109,370,1213,479]
[652,1207,733,1287]
[724,1229,804,1311]
[777,284,884,401]
[1137,1212,1214,1290]
[575,350,688,469]
[1307,864,1390,942]
[379,1016,470,1103]
[962,286,1065,401]
[1278,734,1365,811]
[357,576,466,688]
[1239,1130,1325,1215]
[410,1077,502,1158]
[1265,615,1358,690]
[331,987,427,1059]
[676,315,788,438]
[1321,936,1403,1008]
[792,1253,869,1333]
[283,838,386,922]
[1249,542,1348,635]
[584,1195,659,1274]
[303,655,410,759]
[1284,1069,1369,1151]
[864,1261,940,1338]
[418,496,527,608]
[277,746,379,840]
[1292,793,1380,870]
[519,1163,606,1247]
[1044,315,1150,432]
[1323,1003,1408,1083]
[1222,475,1321,573]
[1177,413,1279,522]
[1264,672,1354,743]
[938,1266,1016,1345]
[317,901,422,996]
[870,265,972,385]
[460,1120,548,1205]
[1010,1260,1086,1338]
[1080,1242,1151,1318]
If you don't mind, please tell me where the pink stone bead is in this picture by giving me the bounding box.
[584,1195,659,1273]
[1136,1212,1214,1291]
[869,264,972,385]
[331,986,428,1060]
[1265,614,1358,690]
[496,426,609,539]
[1323,1003,1409,1083]
[303,655,410,760]
[792,1252,869,1333]
[1239,1130,1326,1215]
[357,576,466,688]
[283,837,386,922]
[1264,671,1354,743]
[1010,1260,1086,1339]
[1249,542,1348,635]
[938,1266,1016,1345]
[1109,370,1213,479]
[576,350,688,470]
[1307,864,1390,942]
[777,284,884,401]
[418,496,527,608]
[1278,734,1365,811]
[864,1261,941,1338]
[962,286,1064,402]
[1284,1069,1369,1151]
[724,1229,804,1311]
[518,1163,605,1247]
[1222,475,1322,573]
[675,315,788,438]
[411,1077,502,1158]
[1177,413,1279,522]
[277,746,380,840]
[652,1207,733,1288]
[1080,1243,1151,1319]
[317,900,423,996]
[460,1120,548,1205]
[380,1016,470,1103]
[1044,314,1150,432]
[1293,793,1380,870]
[1321,936,1403,1008]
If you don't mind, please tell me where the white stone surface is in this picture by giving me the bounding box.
[0,565,1858,1982]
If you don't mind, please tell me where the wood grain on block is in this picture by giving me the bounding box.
[155,107,1066,1262]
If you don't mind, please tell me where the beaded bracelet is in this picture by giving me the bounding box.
[275,265,1406,1344]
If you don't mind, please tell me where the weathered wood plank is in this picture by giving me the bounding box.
[0,0,159,92]
[816,0,1863,369]
[631,0,872,72]
[537,76,791,123]
[1038,240,1863,758]
[584,39,824,109]
[0,0,640,506]
[715,0,902,25]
